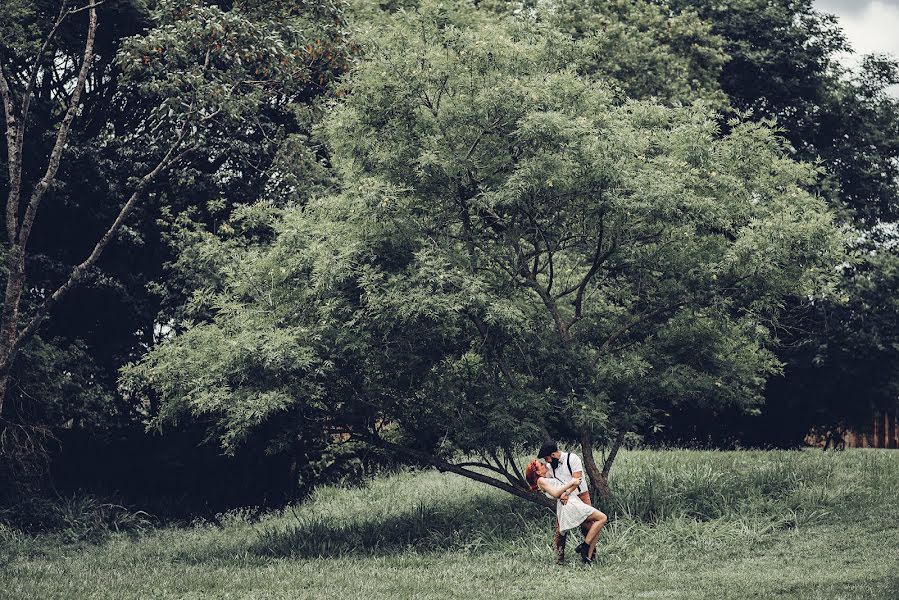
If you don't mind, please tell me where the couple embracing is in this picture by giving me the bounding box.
[525,441,608,565]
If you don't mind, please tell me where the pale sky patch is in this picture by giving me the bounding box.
[825,1,899,58]
[815,1,899,95]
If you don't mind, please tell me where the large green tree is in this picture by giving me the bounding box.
[127,5,842,503]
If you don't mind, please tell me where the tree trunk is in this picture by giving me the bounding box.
[580,428,625,501]
[887,409,897,449]
[580,428,605,498]
[0,6,99,419]
[0,246,26,417]
[871,411,883,448]
[882,410,893,449]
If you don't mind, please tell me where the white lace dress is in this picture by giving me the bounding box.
[540,476,595,532]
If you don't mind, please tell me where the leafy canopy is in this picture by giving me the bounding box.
[126,4,843,480]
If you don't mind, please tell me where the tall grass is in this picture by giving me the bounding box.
[3,449,898,600]
[602,450,855,522]
[0,494,156,545]
[246,449,898,562]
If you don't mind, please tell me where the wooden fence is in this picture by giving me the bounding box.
[806,408,899,449]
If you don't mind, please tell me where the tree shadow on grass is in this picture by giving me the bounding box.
[166,491,552,565]
[248,492,550,559]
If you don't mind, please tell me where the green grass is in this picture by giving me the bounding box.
[2,449,898,599]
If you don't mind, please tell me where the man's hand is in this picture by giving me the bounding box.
[560,492,569,505]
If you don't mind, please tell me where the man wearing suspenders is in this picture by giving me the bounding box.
[538,440,593,564]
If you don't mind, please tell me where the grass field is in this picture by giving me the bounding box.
[2,449,898,599]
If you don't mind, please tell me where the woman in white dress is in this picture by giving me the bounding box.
[525,459,608,564]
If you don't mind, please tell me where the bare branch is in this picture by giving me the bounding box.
[2,2,70,246]
[503,445,526,484]
[15,130,193,348]
[17,5,99,249]
[364,434,554,510]
[67,2,105,16]
[590,300,685,368]
[18,2,69,142]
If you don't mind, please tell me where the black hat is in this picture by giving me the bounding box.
[537,441,558,459]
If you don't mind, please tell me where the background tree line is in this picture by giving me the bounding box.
[1,0,897,517]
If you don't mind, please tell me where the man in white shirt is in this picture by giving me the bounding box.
[538,440,593,564]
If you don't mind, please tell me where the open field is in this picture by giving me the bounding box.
[2,449,898,599]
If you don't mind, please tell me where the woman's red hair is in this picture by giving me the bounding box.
[525,459,541,491]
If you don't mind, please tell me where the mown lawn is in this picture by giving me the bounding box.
[2,449,898,599]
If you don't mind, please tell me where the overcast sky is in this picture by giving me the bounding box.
[815,1,899,60]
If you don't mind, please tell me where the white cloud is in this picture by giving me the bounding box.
[816,1,899,96]
[817,0,899,17]
[836,1,899,58]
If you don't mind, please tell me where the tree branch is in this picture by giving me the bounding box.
[18,2,70,153]
[525,210,556,294]
[554,211,613,303]
[522,271,569,342]
[503,445,526,484]
[590,301,684,368]
[602,430,625,479]
[17,5,98,249]
[365,434,554,510]
[487,448,522,487]
[15,132,193,348]
[579,427,608,499]
[455,461,518,481]
[4,0,88,245]
[468,313,519,390]
[67,1,106,15]
[573,216,612,322]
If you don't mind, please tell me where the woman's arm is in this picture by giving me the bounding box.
[537,477,580,499]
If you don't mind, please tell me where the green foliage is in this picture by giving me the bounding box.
[543,0,729,105]
[127,5,843,475]
[668,0,899,223]
[112,0,349,211]
[9,337,114,429]
[125,0,351,326]
[642,1,899,444]
[321,5,842,447]
[4,0,891,508]
[784,227,899,432]
[354,0,728,105]
[121,201,372,455]
[1,0,351,491]
[0,0,47,57]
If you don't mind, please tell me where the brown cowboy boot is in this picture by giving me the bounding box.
[554,531,567,564]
